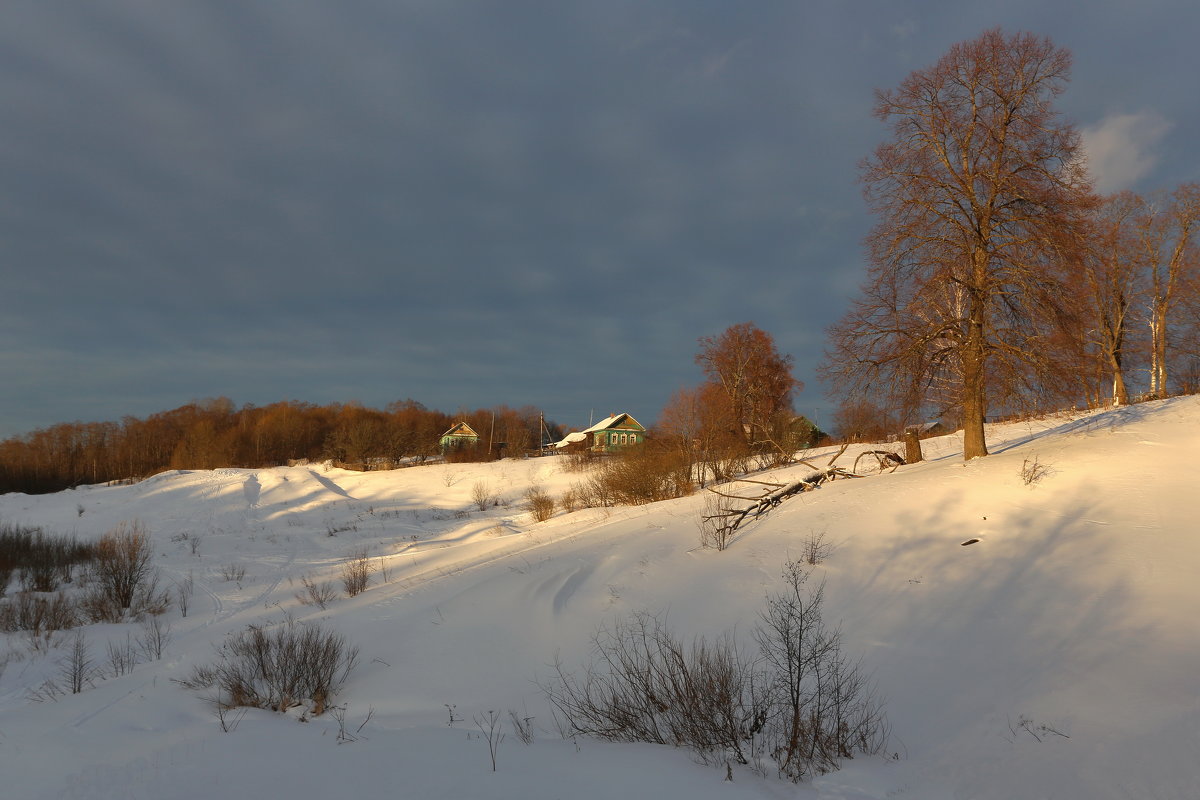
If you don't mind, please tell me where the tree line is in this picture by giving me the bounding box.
[0,398,560,495]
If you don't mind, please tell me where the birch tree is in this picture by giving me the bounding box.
[1141,183,1200,397]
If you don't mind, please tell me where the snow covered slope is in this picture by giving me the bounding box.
[2,397,1198,799]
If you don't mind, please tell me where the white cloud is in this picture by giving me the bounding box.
[1081,111,1172,193]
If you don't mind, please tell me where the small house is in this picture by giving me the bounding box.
[581,413,646,453]
[439,422,480,453]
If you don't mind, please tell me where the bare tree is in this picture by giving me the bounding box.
[656,383,744,487]
[1077,192,1149,406]
[696,323,800,460]
[1140,184,1200,396]
[825,29,1092,459]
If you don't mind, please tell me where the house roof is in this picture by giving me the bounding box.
[440,422,480,438]
[582,413,644,433]
[554,431,589,449]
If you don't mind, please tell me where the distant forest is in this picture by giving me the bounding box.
[0,398,563,495]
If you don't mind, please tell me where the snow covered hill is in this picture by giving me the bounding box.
[2,397,1198,799]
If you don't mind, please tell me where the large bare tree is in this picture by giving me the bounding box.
[825,29,1092,459]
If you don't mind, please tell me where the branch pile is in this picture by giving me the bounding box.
[702,445,900,543]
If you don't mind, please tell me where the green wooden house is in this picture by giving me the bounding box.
[439,422,480,453]
[582,413,646,453]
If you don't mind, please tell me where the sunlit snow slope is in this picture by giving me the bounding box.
[1,397,1198,799]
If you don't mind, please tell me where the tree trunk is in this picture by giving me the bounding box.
[1153,303,1169,396]
[962,261,989,460]
[904,427,923,464]
[1112,370,1128,406]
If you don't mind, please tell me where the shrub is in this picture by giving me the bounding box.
[138,615,172,661]
[90,521,154,612]
[471,481,493,511]
[584,444,695,507]
[698,492,735,551]
[557,487,580,514]
[545,612,768,767]
[341,549,372,597]
[0,522,95,594]
[801,530,833,565]
[296,574,338,609]
[561,450,598,473]
[544,562,887,781]
[0,590,78,634]
[1020,456,1050,485]
[60,631,97,694]
[525,488,555,523]
[177,620,358,715]
[219,563,246,582]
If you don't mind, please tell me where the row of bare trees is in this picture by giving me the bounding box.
[823,28,1200,459]
[1075,187,1200,406]
[0,398,560,494]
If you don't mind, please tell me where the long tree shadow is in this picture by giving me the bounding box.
[833,490,1154,757]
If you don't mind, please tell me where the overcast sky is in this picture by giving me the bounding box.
[2,1,1198,438]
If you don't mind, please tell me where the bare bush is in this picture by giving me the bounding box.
[525,488,555,523]
[296,574,338,609]
[509,709,535,744]
[544,612,769,768]
[471,481,494,511]
[561,450,598,473]
[91,521,155,613]
[60,631,97,694]
[341,549,372,597]
[544,562,887,781]
[107,633,139,677]
[219,563,246,582]
[801,530,834,566]
[584,444,695,507]
[756,562,888,779]
[177,620,358,715]
[698,492,735,551]
[0,591,77,634]
[558,488,580,514]
[130,569,172,618]
[1020,456,1051,486]
[0,523,95,594]
[138,615,172,661]
[176,574,194,618]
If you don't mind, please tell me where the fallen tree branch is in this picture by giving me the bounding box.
[700,444,880,547]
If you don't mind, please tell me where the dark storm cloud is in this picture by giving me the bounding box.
[3,1,1199,436]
